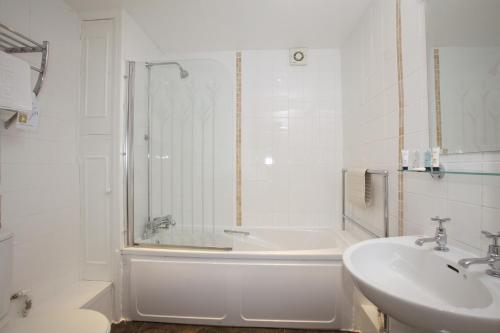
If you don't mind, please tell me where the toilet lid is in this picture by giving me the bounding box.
[3,309,110,333]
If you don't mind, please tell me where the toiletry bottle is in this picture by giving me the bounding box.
[419,150,426,170]
[432,147,440,171]
[412,150,420,170]
[424,150,432,171]
[401,150,409,170]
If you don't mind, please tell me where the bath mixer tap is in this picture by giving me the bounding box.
[458,231,500,278]
[415,216,450,252]
[152,215,176,230]
[144,215,176,238]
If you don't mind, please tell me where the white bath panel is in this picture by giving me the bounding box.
[126,254,349,329]
[130,259,228,320]
[240,264,338,323]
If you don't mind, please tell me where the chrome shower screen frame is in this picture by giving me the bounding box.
[125,61,135,246]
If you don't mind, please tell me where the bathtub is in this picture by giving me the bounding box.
[121,228,357,330]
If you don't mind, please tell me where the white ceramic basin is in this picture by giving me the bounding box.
[343,236,500,333]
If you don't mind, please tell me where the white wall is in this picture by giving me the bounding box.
[341,1,399,331]
[127,48,342,232]
[401,0,500,257]
[341,0,399,237]
[241,49,342,228]
[342,0,500,272]
[0,0,81,302]
[121,10,164,61]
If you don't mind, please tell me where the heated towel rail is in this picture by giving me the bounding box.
[341,168,389,238]
[342,168,390,332]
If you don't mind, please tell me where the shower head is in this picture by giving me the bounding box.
[146,61,189,79]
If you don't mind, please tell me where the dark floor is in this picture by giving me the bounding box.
[111,321,353,333]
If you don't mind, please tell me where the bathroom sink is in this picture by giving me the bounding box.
[343,236,500,333]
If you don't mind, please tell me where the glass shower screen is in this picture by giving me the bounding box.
[127,60,234,249]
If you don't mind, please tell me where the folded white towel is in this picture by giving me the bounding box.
[0,50,32,113]
[347,168,372,208]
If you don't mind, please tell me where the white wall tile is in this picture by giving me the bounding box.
[341,0,399,236]
[0,0,81,303]
[342,0,500,255]
[482,163,500,209]
[481,207,500,254]
[446,201,482,249]
[400,0,500,255]
[242,50,342,228]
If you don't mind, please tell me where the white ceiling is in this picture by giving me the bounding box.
[65,0,371,52]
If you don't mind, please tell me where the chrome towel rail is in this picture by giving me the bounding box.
[342,168,389,238]
[0,22,49,129]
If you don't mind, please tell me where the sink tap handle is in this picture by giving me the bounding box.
[431,216,451,228]
[482,231,500,246]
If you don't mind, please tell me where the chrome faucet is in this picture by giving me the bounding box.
[415,216,450,252]
[458,231,500,278]
[144,215,176,238]
[151,215,176,231]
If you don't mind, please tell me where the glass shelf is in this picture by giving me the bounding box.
[399,169,500,177]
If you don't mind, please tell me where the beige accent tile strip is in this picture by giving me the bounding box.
[433,48,443,149]
[236,52,242,226]
[396,0,405,236]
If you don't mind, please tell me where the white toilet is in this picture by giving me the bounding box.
[0,232,111,333]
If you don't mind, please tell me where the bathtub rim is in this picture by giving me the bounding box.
[121,229,359,261]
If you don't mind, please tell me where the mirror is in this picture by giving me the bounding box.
[426,0,500,154]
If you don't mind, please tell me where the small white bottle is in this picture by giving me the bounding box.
[401,150,409,170]
[413,150,426,171]
[424,150,432,171]
[411,150,420,170]
[432,147,441,171]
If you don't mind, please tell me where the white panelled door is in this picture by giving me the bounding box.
[79,19,115,281]
[81,19,113,135]
[80,136,112,280]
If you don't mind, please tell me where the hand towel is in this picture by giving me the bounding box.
[0,50,32,113]
[347,168,372,208]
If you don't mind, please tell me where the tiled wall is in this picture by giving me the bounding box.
[341,0,400,237]
[0,0,81,302]
[342,0,500,255]
[241,49,342,228]
[400,0,500,256]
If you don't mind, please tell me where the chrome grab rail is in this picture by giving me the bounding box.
[224,229,250,236]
